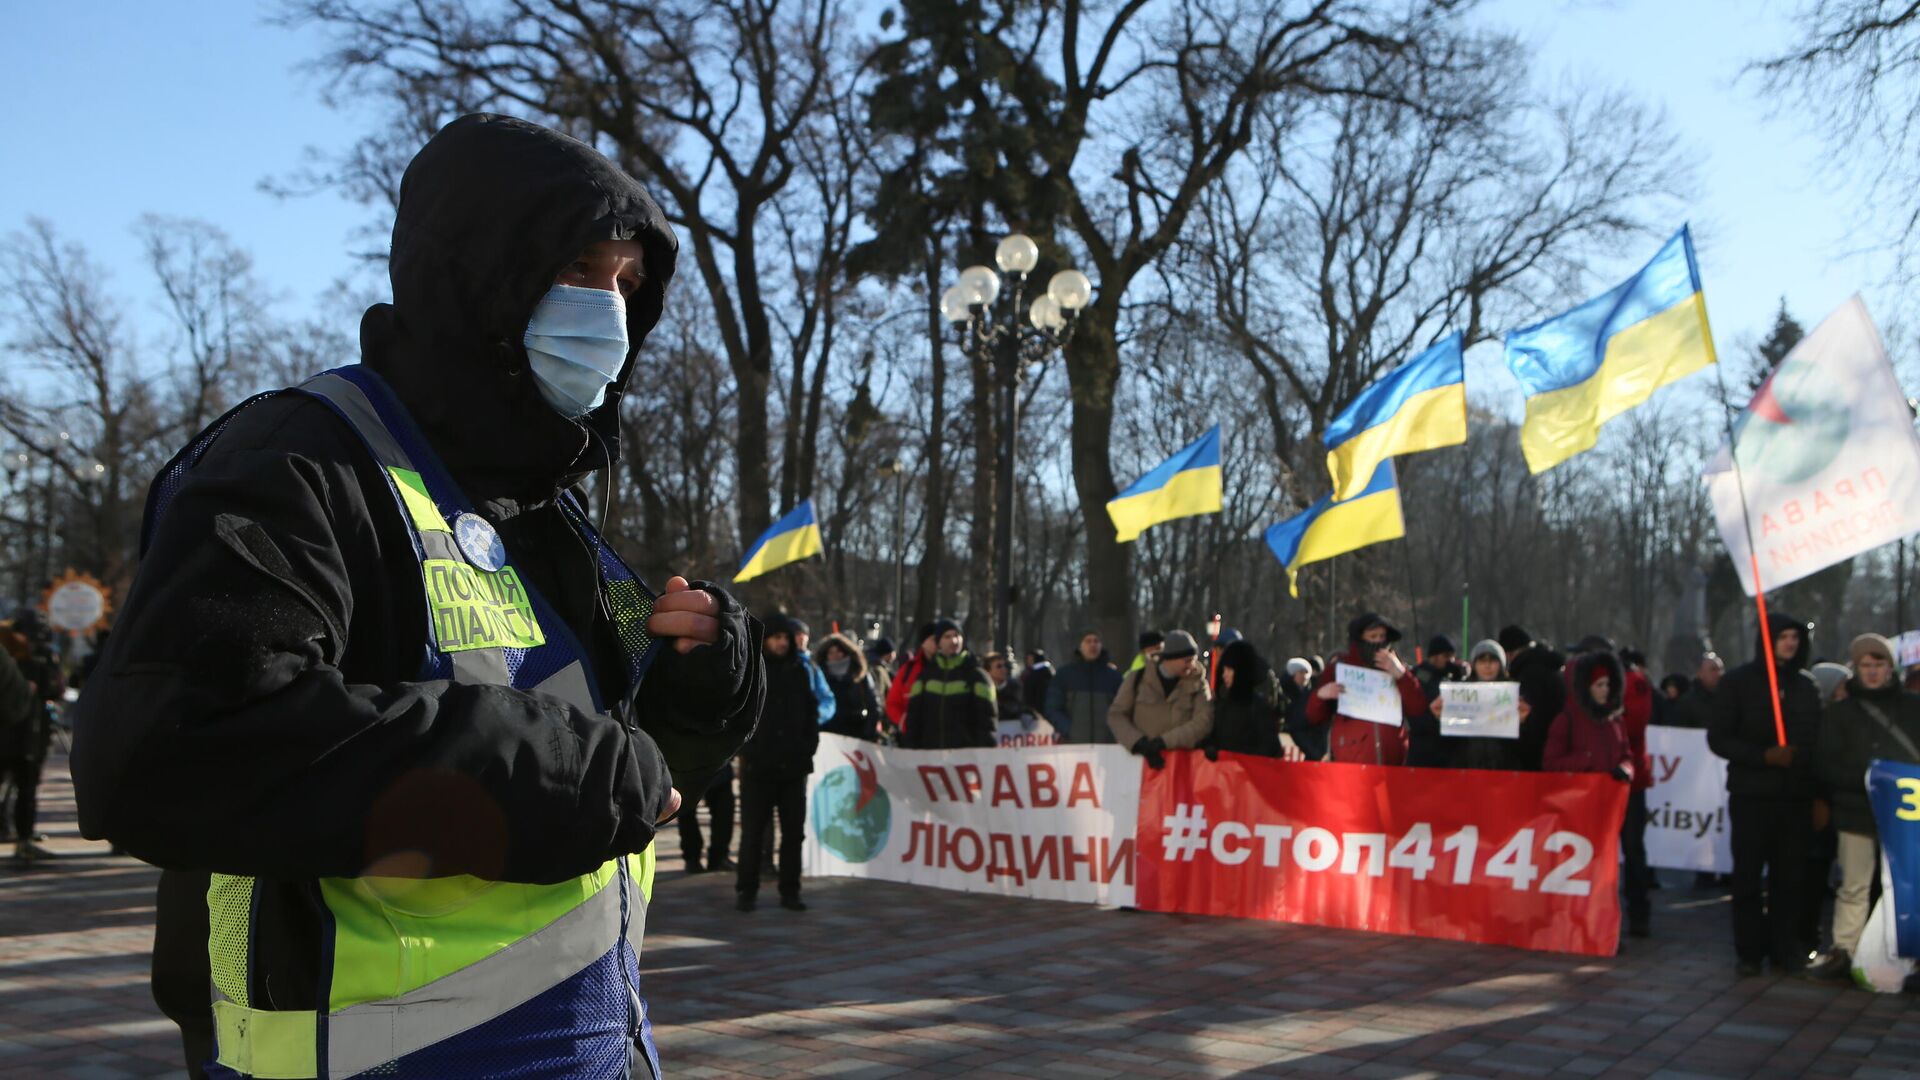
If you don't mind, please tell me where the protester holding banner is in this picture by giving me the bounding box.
[1709,613,1822,976]
[1306,613,1425,765]
[900,621,998,750]
[1203,638,1283,759]
[737,616,821,912]
[1542,649,1645,937]
[1431,640,1533,771]
[1808,634,1920,981]
[1108,630,1212,767]
[1046,632,1124,743]
[816,633,882,742]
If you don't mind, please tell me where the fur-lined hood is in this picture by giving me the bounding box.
[813,633,869,681]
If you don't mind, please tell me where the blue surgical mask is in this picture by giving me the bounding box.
[523,284,630,417]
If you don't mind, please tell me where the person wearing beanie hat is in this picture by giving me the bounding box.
[1429,640,1536,772]
[1809,662,1851,703]
[1303,612,1427,765]
[1047,631,1125,744]
[1129,630,1167,674]
[1109,628,1212,766]
[1020,649,1055,718]
[737,615,820,912]
[1409,634,1468,767]
[865,638,897,723]
[1278,657,1324,761]
[1807,632,1920,980]
[885,620,945,732]
[899,621,997,750]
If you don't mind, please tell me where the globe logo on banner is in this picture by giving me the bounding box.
[1733,358,1850,484]
[810,750,892,863]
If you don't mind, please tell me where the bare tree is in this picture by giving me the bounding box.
[1753,1,1920,279]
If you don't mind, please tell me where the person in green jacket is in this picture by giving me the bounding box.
[900,620,997,749]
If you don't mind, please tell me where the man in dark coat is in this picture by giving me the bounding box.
[1407,634,1467,767]
[1709,612,1822,976]
[69,114,766,1075]
[1045,631,1124,743]
[1669,653,1725,729]
[737,617,820,912]
[1500,624,1566,769]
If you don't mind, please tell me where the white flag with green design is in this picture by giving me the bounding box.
[1705,296,1920,595]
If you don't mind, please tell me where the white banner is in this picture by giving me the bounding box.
[1336,663,1402,726]
[1643,726,1731,873]
[803,733,1141,906]
[1707,296,1920,595]
[996,715,1062,748]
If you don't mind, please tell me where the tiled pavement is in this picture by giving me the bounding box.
[4,755,1917,1078]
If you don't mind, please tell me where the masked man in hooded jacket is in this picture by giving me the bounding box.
[1709,613,1821,978]
[69,115,766,1080]
[1306,614,1427,766]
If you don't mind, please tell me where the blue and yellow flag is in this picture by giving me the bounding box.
[1107,426,1224,542]
[1325,332,1466,501]
[733,500,824,583]
[1504,225,1717,473]
[1264,461,1403,597]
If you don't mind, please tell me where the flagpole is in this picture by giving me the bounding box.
[1460,438,1472,652]
[1710,360,1789,747]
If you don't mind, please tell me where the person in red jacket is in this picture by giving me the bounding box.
[1618,645,1657,938]
[1306,613,1427,765]
[885,622,940,735]
[1543,645,1647,939]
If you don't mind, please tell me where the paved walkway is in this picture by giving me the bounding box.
[3,755,1916,1078]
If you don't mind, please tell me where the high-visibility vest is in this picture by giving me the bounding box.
[153,366,663,1078]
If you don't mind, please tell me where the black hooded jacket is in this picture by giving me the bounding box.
[69,115,765,1019]
[1205,640,1281,757]
[1708,612,1820,800]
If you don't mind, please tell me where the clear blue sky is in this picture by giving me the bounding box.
[0,1,1895,392]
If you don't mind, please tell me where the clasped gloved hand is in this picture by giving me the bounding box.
[1203,744,1220,763]
[1131,735,1167,770]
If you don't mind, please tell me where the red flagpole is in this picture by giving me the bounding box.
[1748,553,1789,747]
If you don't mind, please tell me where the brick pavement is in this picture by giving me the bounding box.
[3,754,1916,1078]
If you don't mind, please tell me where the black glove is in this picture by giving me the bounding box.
[1610,765,1631,783]
[1144,737,1168,770]
[1131,736,1153,756]
[1203,745,1220,763]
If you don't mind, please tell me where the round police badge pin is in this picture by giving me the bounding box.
[453,512,507,572]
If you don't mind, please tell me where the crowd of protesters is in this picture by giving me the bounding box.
[705,604,1920,989]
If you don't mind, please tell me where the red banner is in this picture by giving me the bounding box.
[1136,751,1630,956]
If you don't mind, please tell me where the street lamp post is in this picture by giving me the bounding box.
[877,456,910,644]
[942,234,1093,655]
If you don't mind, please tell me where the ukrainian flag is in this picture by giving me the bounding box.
[733,500,824,583]
[1264,462,1403,597]
[1325,332,1466,501]
[1106,426,1224,543]
[1504,226,1717,473]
